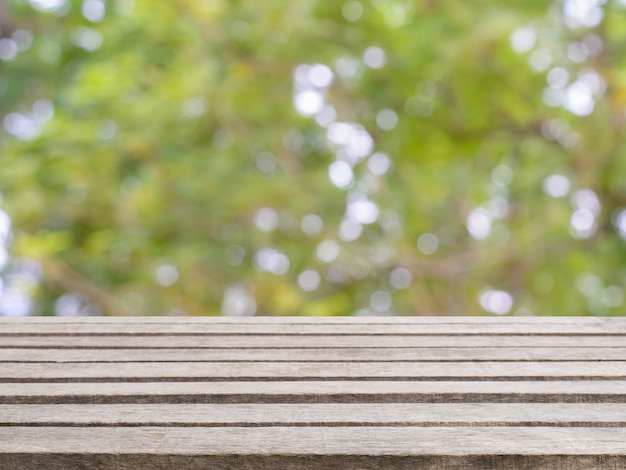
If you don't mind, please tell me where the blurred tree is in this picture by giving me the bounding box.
[0,0,625,316]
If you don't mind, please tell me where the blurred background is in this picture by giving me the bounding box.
[0,0,625,317]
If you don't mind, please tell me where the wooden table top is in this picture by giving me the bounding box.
[1,316,625,469]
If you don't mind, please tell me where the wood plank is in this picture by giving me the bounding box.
[2,334,625,348]
[2,346,626,362]
[3,403,626,426]
[1,317,623,470]
[2,427,626,458]
[1,361,625,381]
[3,321,626,334]
[3,453,624,470]
[2,316,616,323]
[2,317,624,469]
[3,380,626,404]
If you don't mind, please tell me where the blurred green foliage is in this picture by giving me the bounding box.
[1,0,626,316]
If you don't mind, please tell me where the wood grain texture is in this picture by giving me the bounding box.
[3,320,626,334]
[1,360,625,381]
[4,403,626,426]
[2,316,618,322]
[2,426,626,458]
[3,380,626,404]
[2,316,625,469]
[3,346,626,362]
[2,334,625,347]
[3,454,625,470]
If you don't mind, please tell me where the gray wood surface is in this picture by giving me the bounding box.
[1,360,625,381]
[3,425,626,454]
[2,316,617,322]
[3,346,626,362]
[3,320,626,334]
[2,334,625,347]
[4,403,626,426]
[1,316,625,469]
[3,380,626,404]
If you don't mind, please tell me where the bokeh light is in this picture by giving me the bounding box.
[0,0,624,317]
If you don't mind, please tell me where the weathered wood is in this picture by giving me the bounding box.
[2,316,617,322]
[4,425,626,453]
[1,316,625,469]
[3,346,626,362]
[1,360,625,381]
[4,403,626,426]
[3,380,626,404]
[3,454,625,470]
[2,334,625,347]
[3,320,626,334]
